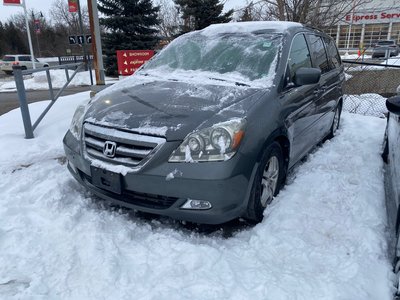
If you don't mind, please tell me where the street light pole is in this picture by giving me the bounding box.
[22,0,36,69]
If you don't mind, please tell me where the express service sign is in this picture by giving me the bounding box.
[116,50,154,76]
[344,9,400,24]
[3,0,21,5]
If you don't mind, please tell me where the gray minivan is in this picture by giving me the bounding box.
[63,21,344,224]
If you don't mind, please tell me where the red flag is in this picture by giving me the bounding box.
[3,0,21,5]
[68,0,78,13]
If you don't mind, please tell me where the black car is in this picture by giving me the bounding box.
[372,40,399,59]
[383,96,400,297]
[63,21,344,224]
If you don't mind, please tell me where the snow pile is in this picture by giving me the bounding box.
[381,57,400,66]
[0,70,117,92]
[0,92,90,171]
[343,93,387,117]
[0,92,394,299]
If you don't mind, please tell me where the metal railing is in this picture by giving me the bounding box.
[13,63,85,139]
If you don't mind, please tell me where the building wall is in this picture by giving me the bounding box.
[327,1,400,49]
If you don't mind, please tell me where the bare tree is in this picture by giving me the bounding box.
[155,0,181,41]
[262,0,374,28]
[50,0,89,34]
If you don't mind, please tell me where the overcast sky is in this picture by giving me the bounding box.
[0,0,247,23]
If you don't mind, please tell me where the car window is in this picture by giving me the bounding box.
[3,56,15,62]
[18,56,31,62]
[143,32,282,82]
[323,37,341,69]
[287,34,312,83]
[377,41,395,46]
[307,34,330,74]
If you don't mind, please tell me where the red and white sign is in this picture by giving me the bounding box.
[68,0,78,13]
[345,10,400,24]
[116,50,154,76]
[34,19,40,34]
[3,0,21,6]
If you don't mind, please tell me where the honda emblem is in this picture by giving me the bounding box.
[103,141,117,158]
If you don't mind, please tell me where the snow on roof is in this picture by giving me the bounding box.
[199,21,303,36]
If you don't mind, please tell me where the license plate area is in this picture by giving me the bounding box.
[91,166,122,194]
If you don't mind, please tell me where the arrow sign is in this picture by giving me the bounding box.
[116,50,154,76]
[86,35,92,44]
[68,36,77,45]
[77,35,84,44]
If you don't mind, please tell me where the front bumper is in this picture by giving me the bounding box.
[63,131,257,224]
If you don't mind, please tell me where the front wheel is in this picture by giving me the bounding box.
[327,102,342,139]
[245,142,285,223]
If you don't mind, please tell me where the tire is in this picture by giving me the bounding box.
[245,142,285,223]
[4,71,12,75]
[21,66,27,70]
[382,123,389,163]
[327,102,342,139]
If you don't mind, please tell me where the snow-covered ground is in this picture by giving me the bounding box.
[0,92,394,299]
[0,70,118,92]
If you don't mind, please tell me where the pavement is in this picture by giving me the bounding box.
[0,85,95,116]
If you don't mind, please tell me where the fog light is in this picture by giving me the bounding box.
[181,199,212,210]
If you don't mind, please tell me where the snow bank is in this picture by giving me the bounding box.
[0,70,117,92]
[0,92,394,299]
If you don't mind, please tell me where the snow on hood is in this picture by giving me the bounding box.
[86,77,265,140]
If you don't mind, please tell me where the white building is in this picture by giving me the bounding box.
[326,0,400,49]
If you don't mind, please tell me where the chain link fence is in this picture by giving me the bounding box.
[342,58,400,118]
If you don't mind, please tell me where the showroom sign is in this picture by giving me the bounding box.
[116,50,154,76]
[3,0,21,5]
[345,10,400,24]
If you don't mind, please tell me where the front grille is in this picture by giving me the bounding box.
[81,172,178,209]
[83,123,166,167]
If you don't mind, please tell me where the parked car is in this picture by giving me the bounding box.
[63,21,344,224]
[372,40,399,58]
[382,95,400,298]
[0,54,49,75]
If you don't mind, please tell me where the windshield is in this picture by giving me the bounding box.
[3,56,15,62]
[142,32,281,84]
[377,41,395,46]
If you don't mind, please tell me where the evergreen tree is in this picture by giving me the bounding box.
[0,22,5,56]
[174,0,233,33]
[4,22,28,54]
[98,0,160,76]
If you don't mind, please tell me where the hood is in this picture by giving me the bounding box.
[84,79,264,140]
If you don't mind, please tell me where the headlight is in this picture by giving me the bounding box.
[169,118,246,162]
[69,100,89,140]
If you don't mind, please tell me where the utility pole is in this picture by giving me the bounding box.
[76,0,93,85]
[87,0,105,85]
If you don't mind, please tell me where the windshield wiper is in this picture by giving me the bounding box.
[208,77,250,87]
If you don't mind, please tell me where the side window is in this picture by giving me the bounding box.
[323,37,341,69]
[19,56,31,62]
[307,34,330,74]
[287,34,312,83]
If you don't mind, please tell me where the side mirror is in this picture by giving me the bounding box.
[294,67,321,86]
[386,96,400,115]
